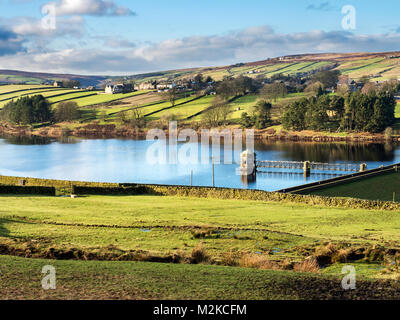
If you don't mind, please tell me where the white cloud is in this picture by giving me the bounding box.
[0,26,400,75]
[10,15,84,37]
[45,0,135,16]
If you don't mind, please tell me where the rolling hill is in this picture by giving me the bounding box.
[1,51,400,88]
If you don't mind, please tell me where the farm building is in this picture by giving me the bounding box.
[156,82,175,90]
[137,82,156,90]
[105,83,133,94]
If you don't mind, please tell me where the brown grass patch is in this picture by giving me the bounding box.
[239,253,279,270]
[190,242,210,264]
[293,258,320,273]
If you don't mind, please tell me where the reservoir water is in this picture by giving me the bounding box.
[0,135,399,192]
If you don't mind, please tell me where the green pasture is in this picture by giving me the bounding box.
[155,95,215,120]
[2,194,400,260]
[301,172,400,202]
[141,95,197,119]
[48,91,98,104]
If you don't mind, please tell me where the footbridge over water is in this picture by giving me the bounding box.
[256,160,365,175]
[239,150,367,179]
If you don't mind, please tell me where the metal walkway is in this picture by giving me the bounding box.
[256,160,361,172]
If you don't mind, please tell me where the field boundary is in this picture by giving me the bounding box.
[143,94,205,118]
[84,91,151,108]
[278,163,400,194]
[0,88,67,102]
[50,92,98,105]
[186,94,243,120]
[0,86,55,96]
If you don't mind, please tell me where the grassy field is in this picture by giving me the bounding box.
[47,91,98,104]
[395,102,400,118]
[1,193,400,299]
[335,57,400,80]
[227,93,308,121]
[2,194,400,250]
[0,84,53,94]
[0,88,71,108]
[141,95,198,119]
[60,90,150,107]
[301,172,400,201]
[156,95,215,120]
[2,255,397,300]
[0,75,44,85]
[0,85,150,108]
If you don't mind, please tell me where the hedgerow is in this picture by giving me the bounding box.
[0,185,55,196]
[72,185,146,195]
[136,184,400,211]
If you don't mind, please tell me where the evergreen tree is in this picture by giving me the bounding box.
[253,100,272,129]
[1,95,52,125]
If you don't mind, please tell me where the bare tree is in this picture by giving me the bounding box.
[361,81,377,95]
[260,82,287,102]
[203,96,231,127]
[203,107,221,127]
[128,108,145,128]
[304,81,324,95]
[163,87,179,108]
[337,83,350,97]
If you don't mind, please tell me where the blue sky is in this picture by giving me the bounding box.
[0,0,399,75]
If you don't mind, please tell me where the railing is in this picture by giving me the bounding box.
[256,160,361,172]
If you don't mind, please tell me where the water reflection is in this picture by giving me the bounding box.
[254,141,396,162]
[0,134,80,145]
[0,135,399,192]
[2,135,54,145]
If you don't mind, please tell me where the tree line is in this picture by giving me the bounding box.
[282,91,396,133]
[0,95,81,125]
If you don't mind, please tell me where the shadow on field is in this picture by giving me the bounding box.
[0,218,9,238]
[0,217,35,239]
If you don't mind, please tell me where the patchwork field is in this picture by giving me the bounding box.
[141,95,199,119]
[0,85,152,109]
[335,57,400,80]
[0,84,54,94]
[155,95,215,120]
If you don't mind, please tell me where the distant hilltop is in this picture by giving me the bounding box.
[1,51,400,87]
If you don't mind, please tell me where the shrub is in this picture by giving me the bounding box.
[293,258,320,273]
[54,101,81,122]
[72,185,146,195]
[190,243,210,264]
[0,185,55,196]
[1,95,52,125]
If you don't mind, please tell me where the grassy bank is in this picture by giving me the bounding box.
[303,172,400,201]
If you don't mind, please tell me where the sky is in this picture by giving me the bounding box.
[0,0,399,75]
